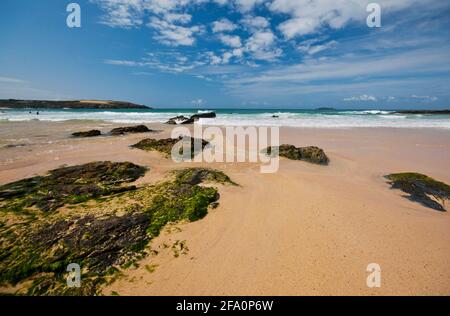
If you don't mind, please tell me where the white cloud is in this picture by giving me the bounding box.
[218,34,242,48]
[93,0,145,28]
[344,94,377,102]
[241,15,270,31]
[269,0,440,39]
[298,39,338,55]
[245,30,282,61]
[212,18,238,33]
[148,17,202,46]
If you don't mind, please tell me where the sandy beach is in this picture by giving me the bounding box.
[0,120,449,296]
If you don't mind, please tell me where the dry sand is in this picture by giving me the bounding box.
[0,120,449,295]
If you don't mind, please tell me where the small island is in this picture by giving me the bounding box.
[0,99,151,109]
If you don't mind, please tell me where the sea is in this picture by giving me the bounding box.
[1,108,450,129]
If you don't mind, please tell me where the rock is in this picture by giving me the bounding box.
[174,168,237,186]
[166,119,177,125]
[131,136,209,159]
[72,130,102,138]
[180,112,217,125]
[110,125,152,136]
[264,145,329,165]
[191,112,216,119]
[385,173,450,211]
[394,110,450,115]
[165,115,189,125]
[0,166,236,295]
[0,161,147,213]
[272,115,279,118]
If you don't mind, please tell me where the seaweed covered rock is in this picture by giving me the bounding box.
[181,113,216,125]
[385,173,450,211]
[0,167,236,295]
[72,130,102,138]
[264,145,329,165]
[174,168,237,186]
[0,212,151,295]
[165,116,189,125]
[131,136,209,159]
[110,125,152,136]
[166,113,216,125]
[0,161,147,213]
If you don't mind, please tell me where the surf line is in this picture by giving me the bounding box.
[176,300,210,314]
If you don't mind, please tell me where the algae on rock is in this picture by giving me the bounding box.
[0,163,236,295]
[385,173,450,211]
[131,136,209,159]
[263,145,329,165]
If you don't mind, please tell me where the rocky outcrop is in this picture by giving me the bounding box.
[165,112,216,125]
[0,164,235,295]
[110,125,152,136]
[72,130,102,138]
[165,115,189,125]
[394,110,450,115]
[264,145,329,165]
[0,161,146,213]
[131,136,209,159]
[385,173,450,211]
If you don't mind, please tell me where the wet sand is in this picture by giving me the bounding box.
[0,120,449,295]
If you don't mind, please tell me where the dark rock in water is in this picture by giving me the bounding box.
[385,173,450,211]
[394,110,450,115]
[72,130,102,138]
[131,136,209,159]
[110,125,152,136]
[272,115,279,118]
[0,161,147,213]
[165,115,189,125]
[191,112,216,119]
[264,145,329,165]
[180,112,217,125]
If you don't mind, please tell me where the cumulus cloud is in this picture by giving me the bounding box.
[245,30,282,61]
[269,0,440,39]
[212,18,238,33]
[218,34,242,48]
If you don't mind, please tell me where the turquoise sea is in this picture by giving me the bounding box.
[1,108,450,129]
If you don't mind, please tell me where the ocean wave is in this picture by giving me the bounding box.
[1,109,449,129]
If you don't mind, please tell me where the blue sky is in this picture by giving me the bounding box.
[0,0,449,109]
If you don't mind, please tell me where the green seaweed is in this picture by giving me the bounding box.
[0,165,236,296]
[263,145,329,165]
[131,136,209,159]
[385,173,450,211]
[0,161,146,214]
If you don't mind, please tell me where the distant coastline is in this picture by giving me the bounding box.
[0,99,151,110]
